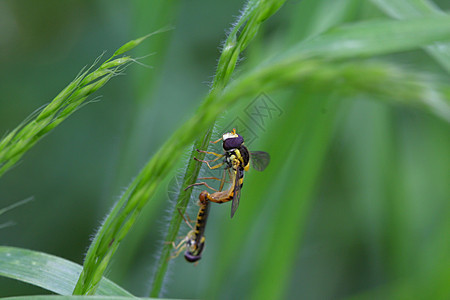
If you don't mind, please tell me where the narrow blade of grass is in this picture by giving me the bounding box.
[371,0,450,73]
[287,0,361,43]
[293,15,450,59]
[0,247,133,296]
[249,96,341,300]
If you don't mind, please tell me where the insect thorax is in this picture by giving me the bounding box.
[225,146,250,169]
[186,238,198,253]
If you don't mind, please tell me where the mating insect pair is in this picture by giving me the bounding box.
[172,129,270,262]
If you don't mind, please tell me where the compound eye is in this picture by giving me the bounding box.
[223,135,244,150]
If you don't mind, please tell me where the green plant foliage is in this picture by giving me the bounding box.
[0,0,449,299]
[0,247,132,296]
[371,0,450,71]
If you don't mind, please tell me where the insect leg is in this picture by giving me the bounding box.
[194,158,225,170]
[177,208,194,230]
[170,242,187,260]
[196,149,224,159]
[198,176,222,181]
[198,157,223,163]
[209,137,223,144]
[184,182,219,192]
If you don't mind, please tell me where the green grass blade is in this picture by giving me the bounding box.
[287,0,360,43]
[248,97,341,299]
[371,0,450,73]
[0,247,133,296]
[371,0,442,18]
[294,15,450,59]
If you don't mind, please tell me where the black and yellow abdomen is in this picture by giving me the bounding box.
[184,191,210,262]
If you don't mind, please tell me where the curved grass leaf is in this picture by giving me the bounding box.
[287,0,361,43]
[294,15,450,59]
[0,247,132,296]
[248,97,341,300]
[371,0,450,73]
[371,0,442,18]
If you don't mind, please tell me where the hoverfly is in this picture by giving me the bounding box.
[185,129,270,218]
[172,191,210,262]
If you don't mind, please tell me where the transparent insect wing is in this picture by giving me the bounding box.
[250,151,270,171]
[230,168,243,218]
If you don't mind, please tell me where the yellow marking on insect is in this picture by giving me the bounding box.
[188,129,270,217]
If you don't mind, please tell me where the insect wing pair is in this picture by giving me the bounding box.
[229,150,269,217]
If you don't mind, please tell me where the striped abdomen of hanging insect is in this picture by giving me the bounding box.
[184,192,211,262]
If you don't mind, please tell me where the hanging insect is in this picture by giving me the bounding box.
[185,129,270,218]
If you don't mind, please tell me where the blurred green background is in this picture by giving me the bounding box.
[1,0,449,299]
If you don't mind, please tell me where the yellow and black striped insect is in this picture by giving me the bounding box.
[186,129,270,218]
[172,191,210,262]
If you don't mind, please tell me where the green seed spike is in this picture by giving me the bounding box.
[99,57,132,70]
[0,33,160,178]
[112,26,175,58]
